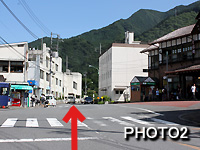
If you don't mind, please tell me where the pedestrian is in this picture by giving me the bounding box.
[191,84,197,100]
[40,94,46,107]
[35,96,40,106]
[156,88,159,101]
[31,95,35,107]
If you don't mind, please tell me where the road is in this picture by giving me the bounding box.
[0,102,199,150]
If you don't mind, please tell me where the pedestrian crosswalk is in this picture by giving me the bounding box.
[0,116,179,128]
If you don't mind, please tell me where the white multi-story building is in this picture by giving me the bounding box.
[28,43,82,99]
[99,32,148,102]
[0,42,33,107]
[0,42,28,83]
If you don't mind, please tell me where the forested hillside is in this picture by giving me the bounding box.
[29,1,200,92]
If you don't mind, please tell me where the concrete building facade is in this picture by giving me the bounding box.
[28,43,82,99]
[99,32,148,102]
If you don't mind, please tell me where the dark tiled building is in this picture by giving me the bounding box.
[141,12,200,100]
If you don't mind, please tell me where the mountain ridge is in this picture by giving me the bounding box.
[29,1,200,91]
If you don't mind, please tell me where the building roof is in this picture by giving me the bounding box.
[131,76,155,83]
[140,44,159,53]
[100,43,148,57]
[112,43,148,48]
[166,64,200,75]
[0,42,28,48]
[151,24,195,44]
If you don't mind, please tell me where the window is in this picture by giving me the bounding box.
[73,81,77,90]
[59,80,61,86]
[40,70,44,79]
[0,61,8,72]
[0,87,8,95]
[120,90,123,94]
[46,57,49,68]
[178,48,182,53]
[56,78,58,85]
[10,61,23,73]
[46,73,49,81]
[56,64,58,71]
[115,91,119,94]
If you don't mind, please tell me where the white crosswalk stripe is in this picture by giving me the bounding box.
[47,118,63,127]
[26,118,39,127]
[0,116,180,128]
[121,116,153,126]
[103,117,135,126]
[1,118,18,127]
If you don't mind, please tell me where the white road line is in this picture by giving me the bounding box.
[26,118,39,127]
[118,105,163,116]
[121,116,153,126]
[1,118,18,127]
[77,121,88,127]
[93,121,107,126]
[47,118,63,127]
[103,117,135,126]
[151,118,179,125]
[69,119,88,127]
[0,137,99,143]
[86,117,94,120]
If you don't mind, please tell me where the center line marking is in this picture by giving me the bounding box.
[0,137,99,143]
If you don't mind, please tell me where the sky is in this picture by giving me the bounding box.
[0,0,199,43]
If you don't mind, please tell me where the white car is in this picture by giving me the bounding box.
[46,94,56,107]
[66,96,75,104]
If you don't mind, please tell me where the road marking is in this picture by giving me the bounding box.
[47,118,63,127]
[86,117,94,120]
[1,118,18,127]
[121,116,153,126]
[0,137,99,143]
[151,118,179,125]
[93,121,107,126]
[118,105,163,116]
[173,141,200,150]
[26,118,39,127]
[103,117,135,126]
[69,119,88,127]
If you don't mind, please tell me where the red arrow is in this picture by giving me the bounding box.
[62,105,86,150]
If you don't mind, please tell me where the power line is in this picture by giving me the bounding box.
[18,0,51,35]
[0,0,39,39]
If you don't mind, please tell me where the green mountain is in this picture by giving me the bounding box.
[29,1,200,92]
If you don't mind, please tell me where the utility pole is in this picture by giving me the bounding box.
[84,73,87,95]
[49,32,53,94]
[166,51,169,100]
[100,43,101,55]
[56,34,60,52]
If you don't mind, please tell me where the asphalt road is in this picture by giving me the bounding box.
[0,102,199,150]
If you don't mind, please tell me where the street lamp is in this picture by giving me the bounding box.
[89,65,99,74]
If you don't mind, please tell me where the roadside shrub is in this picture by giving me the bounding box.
[98,101,104,104]
[102,95,111,102]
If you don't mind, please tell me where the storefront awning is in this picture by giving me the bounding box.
[165,65,200,75]
[113,87,127,90]
[131,76,156,86]
[11,85,33,91]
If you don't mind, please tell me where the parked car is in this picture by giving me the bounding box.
[46,94,56,107]
[83,97,93,104]
[66,95,75,104]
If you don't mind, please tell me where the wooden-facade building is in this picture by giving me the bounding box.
[140,12,200,99]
